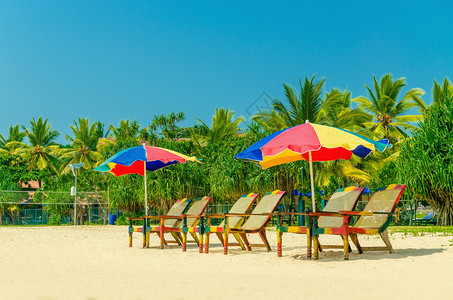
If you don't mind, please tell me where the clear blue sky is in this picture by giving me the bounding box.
[1,1,452,142]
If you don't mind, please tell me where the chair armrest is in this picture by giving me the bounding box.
[309,212,343,217]
[338,211,394,216]
[278,212,309,216]
[183,214,203,218]
[144,215,183,220]
[204,213,226,219]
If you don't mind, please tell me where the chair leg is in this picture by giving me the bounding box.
[156,232,168,246]
[239,233,252,251]
[380,230,394,254]
[233,233,246,250]
[204,232,210,253]
[343,235,349,260]
[313,235,319,260]
[129,231,133,248]
[307,231,312,258]
[223,230,229,255]
[182,231,187,252]
[190,232,200,246]
[259,230,271,252]
[198,232,203,253]
[349,233,362,254]
[146,232,150,248]
[215,232,224,245]
[277,229,282,257]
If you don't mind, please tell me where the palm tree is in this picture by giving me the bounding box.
[58,118,102,173]
[150,112,186,140]
[319,89,371,130]
[252,75,325,132]
[193,108,244,145]
[108,120,141,143]
[354,74,425,141]
[412,78,453,113]
[0,124,26,155]
[314,89,372,186]
[15,117,60,178]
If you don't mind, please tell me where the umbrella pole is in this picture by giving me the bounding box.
[309,151,316,212]
[144,161,148,216]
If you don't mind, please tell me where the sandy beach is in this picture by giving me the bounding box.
[0,226,452,300]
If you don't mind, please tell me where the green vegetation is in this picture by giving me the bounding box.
[0,73,451,224]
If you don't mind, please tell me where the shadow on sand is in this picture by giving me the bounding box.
[290,247,445,262]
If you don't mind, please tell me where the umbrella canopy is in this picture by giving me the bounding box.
[94,144,197,215]
[95,145,197,176]
[235,121,390,211]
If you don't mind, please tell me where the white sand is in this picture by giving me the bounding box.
[0,226,452,300]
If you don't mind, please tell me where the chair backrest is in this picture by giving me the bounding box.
[164,198,191,227]
[219,193,258,227]
[241,190,286,230]
[353,184,406,229]
[179,196,212,227]
[318,187,364,228]
[423,212,434,220]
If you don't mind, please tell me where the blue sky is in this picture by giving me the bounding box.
[1,1,452,142]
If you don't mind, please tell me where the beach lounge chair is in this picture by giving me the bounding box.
[311,184,406,260]
[144,196,212,249]
[417,212,437,225]
[127,198,191,248]
[276,186,364,258]
[201,193,259,253]
[219,190,285,254]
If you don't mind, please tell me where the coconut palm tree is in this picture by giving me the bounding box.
[58,118,102,173]
[0,124,26,155]
[314,89,373,186]
[354,74,425,141]
[252,75,326,132]
[108,120,141,144]
[192,108,244,145]
[14,117,60,178]
[411,78,453,113]
[319,89,371,130]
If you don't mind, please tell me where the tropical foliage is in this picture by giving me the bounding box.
[353,74,425,142]
[0,73,451,225]
[397,95,453,225]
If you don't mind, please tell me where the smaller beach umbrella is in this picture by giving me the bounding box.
[235,121,390,211]
[94,144,198,215]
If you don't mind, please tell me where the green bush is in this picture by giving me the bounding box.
[48,213,62,225]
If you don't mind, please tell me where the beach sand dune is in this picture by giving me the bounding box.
[0,226,451,300]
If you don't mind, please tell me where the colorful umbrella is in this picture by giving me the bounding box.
[235,121,390,211]
[94,144,197,215]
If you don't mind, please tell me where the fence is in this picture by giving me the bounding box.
[0,189,436,226]
[0,190,109,225]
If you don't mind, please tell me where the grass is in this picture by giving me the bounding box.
[390,226,453,236]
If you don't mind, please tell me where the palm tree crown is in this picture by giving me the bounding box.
[252,75,326,132]
[17,117,60,173]
[354,74,425,140]
[58,118,102,172]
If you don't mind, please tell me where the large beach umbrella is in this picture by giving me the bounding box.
[235,121,390,211]
[94,144,198,215]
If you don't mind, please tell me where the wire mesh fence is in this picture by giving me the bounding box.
[0,190,109,225]
[0,190,437,226]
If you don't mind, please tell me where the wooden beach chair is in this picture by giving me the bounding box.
[276,186,364,258]
[127,198,191,248]
[221,190,286,254]
[201,193,259,253]
[144,196,212,249]
[311,184,406,260]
